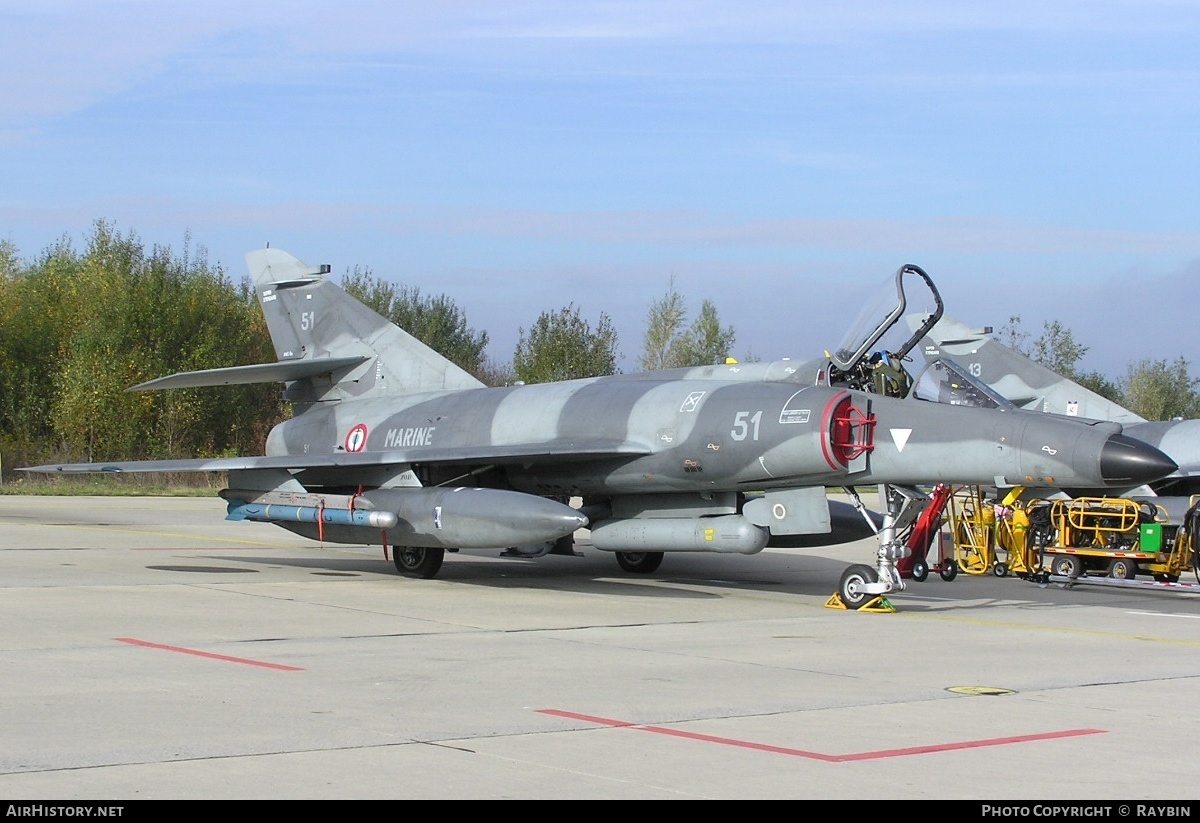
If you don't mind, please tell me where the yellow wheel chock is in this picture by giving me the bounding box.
[824,593,896,613]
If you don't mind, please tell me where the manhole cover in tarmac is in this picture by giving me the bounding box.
[947,686,1016,696]
[147,566,258,574]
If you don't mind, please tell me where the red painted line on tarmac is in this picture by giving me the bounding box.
[828,728,1105,761]
[537,709,1105,761]
[115,637,304,671]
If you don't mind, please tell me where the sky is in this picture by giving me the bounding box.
[2,1,1198,379]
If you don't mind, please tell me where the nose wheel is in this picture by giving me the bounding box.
[829,484,928,611]
[837,564,880,608]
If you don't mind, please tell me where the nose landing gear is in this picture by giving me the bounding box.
[828,484,930,612]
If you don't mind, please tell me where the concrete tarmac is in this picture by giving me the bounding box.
[1,495,1198,800]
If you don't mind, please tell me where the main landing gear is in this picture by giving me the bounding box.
[392,546,445,579]
[829,484,927,611]
[615,551,665,573]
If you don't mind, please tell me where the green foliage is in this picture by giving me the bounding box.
[640,278,736,370]
[0,240,17,278]
[0,235,79,446]
[342,266,489,377]
[681,299,736,367]
[1030,320,1088,379]
[641,277,688,370]
[475,357,519,388]
[1075,370,1123,405]
[1121,358,1200,421]
[1,473,221,496]
[0,221,281,468]
[513,303,619,383]
[997,315,1031,356]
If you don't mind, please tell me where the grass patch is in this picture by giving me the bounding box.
[0,474,223,497]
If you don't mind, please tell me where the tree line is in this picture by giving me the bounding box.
[2,222,1195,481]
[0,224,282,475]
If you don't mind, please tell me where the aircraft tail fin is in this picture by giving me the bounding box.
[915,315,1145,424]
[245,248,485,404]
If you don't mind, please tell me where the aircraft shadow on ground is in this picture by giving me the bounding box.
[159,550,860,601]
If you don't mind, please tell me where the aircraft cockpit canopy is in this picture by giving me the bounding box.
[825,264,944,396]
[911,357,1014,410]
[829,264,944,373]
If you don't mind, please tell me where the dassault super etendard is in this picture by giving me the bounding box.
[23,252,1176,608]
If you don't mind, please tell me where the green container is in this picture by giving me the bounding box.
[1140,523,1163,553]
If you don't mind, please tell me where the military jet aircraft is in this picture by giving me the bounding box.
[914,315,1200,510]
[21,252,1176,609]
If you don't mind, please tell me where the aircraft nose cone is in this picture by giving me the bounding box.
[1100,434,1177,484]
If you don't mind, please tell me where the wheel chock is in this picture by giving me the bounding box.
[824,593,896,613]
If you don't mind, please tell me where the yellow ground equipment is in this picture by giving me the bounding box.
[945,486,1036,577]
[1035,497,1162,580]
[944,489,1200,589]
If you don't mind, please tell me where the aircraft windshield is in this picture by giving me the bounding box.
[911,357,1014,410]
[829,264,944,371]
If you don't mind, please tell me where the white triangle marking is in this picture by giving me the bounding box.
[891,428,912,452]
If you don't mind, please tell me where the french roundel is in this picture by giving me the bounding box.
[345,423,368,453]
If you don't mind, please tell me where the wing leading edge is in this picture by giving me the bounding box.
[22,439,653,475]
[128,356,370,391]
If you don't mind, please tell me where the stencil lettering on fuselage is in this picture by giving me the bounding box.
[384,426,436,448]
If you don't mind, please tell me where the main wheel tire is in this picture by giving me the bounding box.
[1107,558,1137,579]
[393,546,445,579]
[1051,554,1084,578]
[615,551,664,574]
[939,558,959,582]
[910,558,929,582]
[838,563,880,610]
